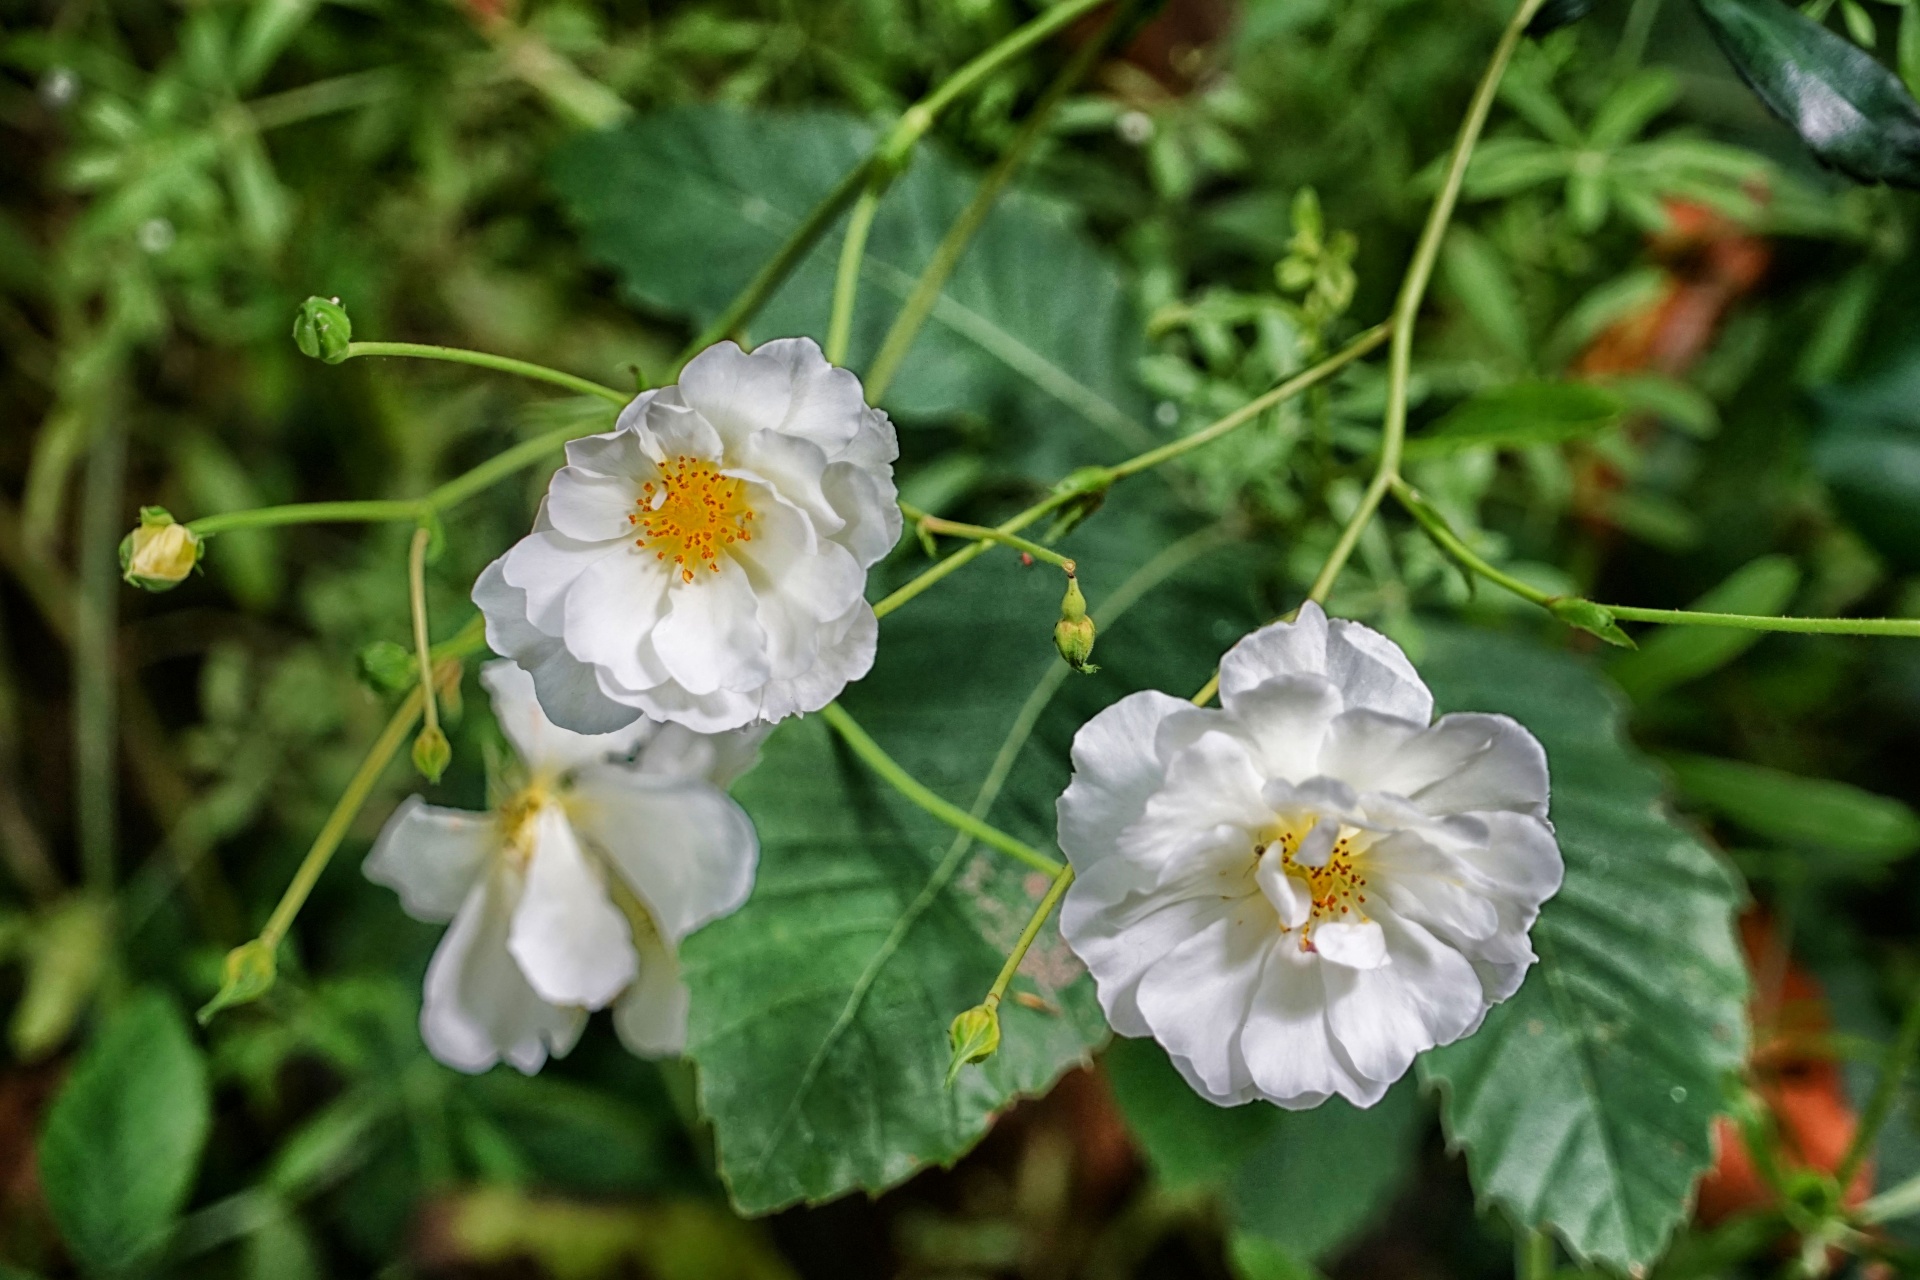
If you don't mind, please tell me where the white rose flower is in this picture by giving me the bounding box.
[365,661,763,1073]
[475,337,901,735]
[1056,603,1563,1109]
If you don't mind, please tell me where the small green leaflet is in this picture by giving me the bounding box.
[38,990,212,1274]
[1417,629,1746,1272]
[1696,0,1920,187]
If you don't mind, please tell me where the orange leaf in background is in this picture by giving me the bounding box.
[1696,911,1872,1226]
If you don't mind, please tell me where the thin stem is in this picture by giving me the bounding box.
[865,2,1125,400]
[344,342,630,405]
[819,701,1063,876]
[873,324,1389,621]
[256,618,486,950]
[676,0,1112,369]
[826,181,885,366]
[1191,672,1220,707]
[1392,478,1549,604]
[1838,985,1920,1189]
[1603,606,1920,638]
[248,67,397,131]
[408,528,440,742]
[984,865,1076,1006]
[424,421,593,510]
[900,501,1077,571]
[1305,0,1546,605]
[1516,1229,1555,1280]
[188,499,424,537]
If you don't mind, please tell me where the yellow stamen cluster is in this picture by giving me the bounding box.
[1257,820,1370,952]
[630,455,756,583]
[497,784,554,867]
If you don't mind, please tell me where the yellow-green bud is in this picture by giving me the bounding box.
[293,295,352,364]
[945,1000,1002,1088]
[412,724,452,783]
[198,938,278,1025]
[1053,573,1098,673]
[118,506,202,591]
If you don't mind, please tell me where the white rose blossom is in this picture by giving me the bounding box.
[475,337,901,736]
[365,661,763,1073]
[1056,603,1563,1109]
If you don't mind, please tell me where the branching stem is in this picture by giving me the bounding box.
[899,501,1076,571]
[344,342,630,405]
[984,865,1075,1008]
[408,528,441,743]
[819,702,1063,876]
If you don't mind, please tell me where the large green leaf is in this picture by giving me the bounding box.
[683,500,1242,1214]
[551,107,1153,457]
[39,990,212,1274]
[1695,0,1920,187]
[1417,630,1747,1272]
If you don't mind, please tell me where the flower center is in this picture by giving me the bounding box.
[630,455,756,583]
[1256,818,1371,948]
[497,783,556,867]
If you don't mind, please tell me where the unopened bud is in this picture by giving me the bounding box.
[198,938,277,1025]
[1054,573,1098,673]
[119,507,202,591]
[412,724,452,783]
[293,296,352,364]
[945,1000,1002,1087]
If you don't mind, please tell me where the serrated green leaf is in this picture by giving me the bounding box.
[1696,0,1920,186]
[1607,555,1802,699]
[39,990,212,1274]
[551,107,1152,457]
[1663,751,1920,858]
[1407,380,1624,459]
[1416,631,1747,1272]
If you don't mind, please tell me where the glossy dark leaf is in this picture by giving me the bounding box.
[1695,0,1920,186]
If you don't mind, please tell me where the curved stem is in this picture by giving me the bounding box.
[408,528,440,742]
[345,341,630,405]
[424,421,594,510]
[820,701,1063,876]
[907,0,1110,130]
[865,1,1126,400]
[826,182,885,366]
[873,324,1389,621]
[984,864,1075,1006]
[188,499,424,537]
[900,501,1077,571]
[1305,0,1546,605]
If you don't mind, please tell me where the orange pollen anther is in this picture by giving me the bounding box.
[627,455,756,583]
[1257,822,1371,950]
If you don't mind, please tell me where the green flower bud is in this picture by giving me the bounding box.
[945,999,1002,1088]
[198,938,277,1025]
[293,295,352,364]
[357,639,417,693]
[118,506,202,591]
[412,724,452,783]
[1054,573,1098,673]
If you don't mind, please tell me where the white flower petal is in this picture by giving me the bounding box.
[1227,675,1345,782]
[1320,710,1548,818]
[570,765,759,940]
[651,558,770,696]
[506,804,636,1008]
[820,459,902,567]
[567,415,658,474]
[1133,908,1272,1099]
[1219,603,1432,725]
[612,909,690,1059]
[1313,920,1389,970]
[634,721,770,788]
[480,660,655,775]
[365,796,494,923]
[1061,855,1240,1038]
[474,560,643,737]
[421,870,585,1074]
[1057,691,1193,869]
[1254,846,1312,929]
[1322,912,1483,1084]
[1117,731,1270,878]
[545,464,644,543]
[1240,945,1367,1108]
[560,547,674,693]
[737,430,839,536]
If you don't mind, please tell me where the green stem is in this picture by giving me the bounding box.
[248,67,397,131]
[77,405,127,894]
[1305,0,1546,605]
[344,342,630,405]
[1393,478,1549,604]
[188,499,423,537]
[985,864,1075,1006]
[408,528,440,741]
[1516,1229,1555,1280]
[819,701,1063,876]
[900,501,1077,571]
[865,2,1125,400]
[872,324,1387,621]
[257,618,486,950]
[675,0,1112,370]
[1837,985,1920,1190]
[424,422,588,510]
[826,181,885,366]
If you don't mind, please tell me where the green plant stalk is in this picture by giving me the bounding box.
[982,864,1075,1008]
[76,408,127,894]
[819,702,1063,875]
[864,1,1127,400]
[872,324,1389,620]
[408,528,440,742]
[899,501,1077,570]
[674,0,1113,369]
[1305,0,1548,605]
[1393,479,1920,639]
[1516,1229,1555,1280]
[344,341,630,405]
[1837,986,1920,1189]
[255,618,487,951]
[826,181,885,365]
